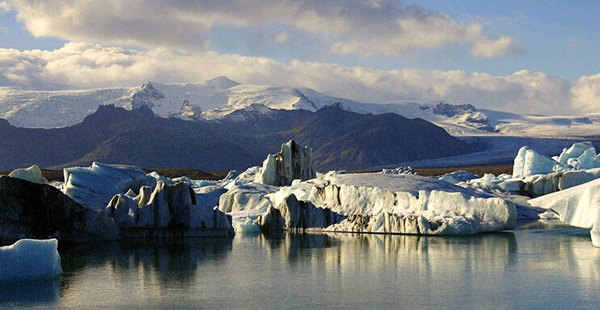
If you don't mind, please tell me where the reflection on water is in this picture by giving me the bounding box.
[0,278,61,304]
[2,229,600,309]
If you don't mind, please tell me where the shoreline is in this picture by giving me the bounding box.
[0,164,514,183]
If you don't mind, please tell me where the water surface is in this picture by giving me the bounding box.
[2,228,600,309]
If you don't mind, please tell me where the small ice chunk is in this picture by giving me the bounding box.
[8,165,48,185]
[0,239,62,283]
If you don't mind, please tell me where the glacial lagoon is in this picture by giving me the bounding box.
[2,228,600,310]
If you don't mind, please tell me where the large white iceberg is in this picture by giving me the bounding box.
[314,173,516,235]
[0,239,62,283]
[62,162,235,238]
[556,141,600,169]
[223,172,517,235]
[529,177,600,247]
[513,141,600,179]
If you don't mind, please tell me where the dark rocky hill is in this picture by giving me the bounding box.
[0,104,477,171]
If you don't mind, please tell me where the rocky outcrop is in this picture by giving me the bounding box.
[255,140,316,186]
[105,180,234,238]
[256,194,346,231]
[131,82,164,109]
[0,176,118,246]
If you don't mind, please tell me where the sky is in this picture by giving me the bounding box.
[0,0,599,115]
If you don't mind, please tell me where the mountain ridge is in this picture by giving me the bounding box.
[4,77,599,139]
[0,104,476,171]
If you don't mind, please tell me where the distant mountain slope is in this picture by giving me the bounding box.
[3,77,600,139]
[0,105,260,170]
[0,104,476,171]
[214,104,475,170]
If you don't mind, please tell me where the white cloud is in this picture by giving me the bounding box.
[273,32,288,44]
[8,0,521,58]
[0,2,10,13]
[470,35,523,59]
[0,42,591,115]
[571,73,600,113]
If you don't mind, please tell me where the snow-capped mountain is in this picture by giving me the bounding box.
[1,76,600,140]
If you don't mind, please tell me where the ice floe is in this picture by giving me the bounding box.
[0,239,62,283]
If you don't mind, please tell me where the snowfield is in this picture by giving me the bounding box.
[3,77,600,142]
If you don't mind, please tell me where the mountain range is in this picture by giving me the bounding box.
[0,103,475,171]
[1,76,599,171]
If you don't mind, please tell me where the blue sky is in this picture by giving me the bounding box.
[1,0,599,115]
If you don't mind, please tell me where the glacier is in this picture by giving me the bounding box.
[0,239,62,283]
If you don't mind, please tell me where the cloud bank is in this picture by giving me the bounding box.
[9,0,521,58]
[2,1,599,115]
[2,42,598,116]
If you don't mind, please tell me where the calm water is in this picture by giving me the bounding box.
[2,228,600,309]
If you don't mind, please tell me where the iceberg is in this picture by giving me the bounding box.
[254,140,316,186]
[63,162,148,210]
[513,141,600,179]
[311,173,517,235]
[222,172,517,235]
[513,146,563,178]
[0,239,62,283]
[8,164,48,185]
[0,175,118,245]
[106,180,234,238]
[218,183,280,233]
[62,162,235,238]
[467,142,600,198]
[529,177,600,247]
[556,141,600,168]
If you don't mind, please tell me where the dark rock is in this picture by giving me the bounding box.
[432,102,476,117]
[0,176,118,246]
